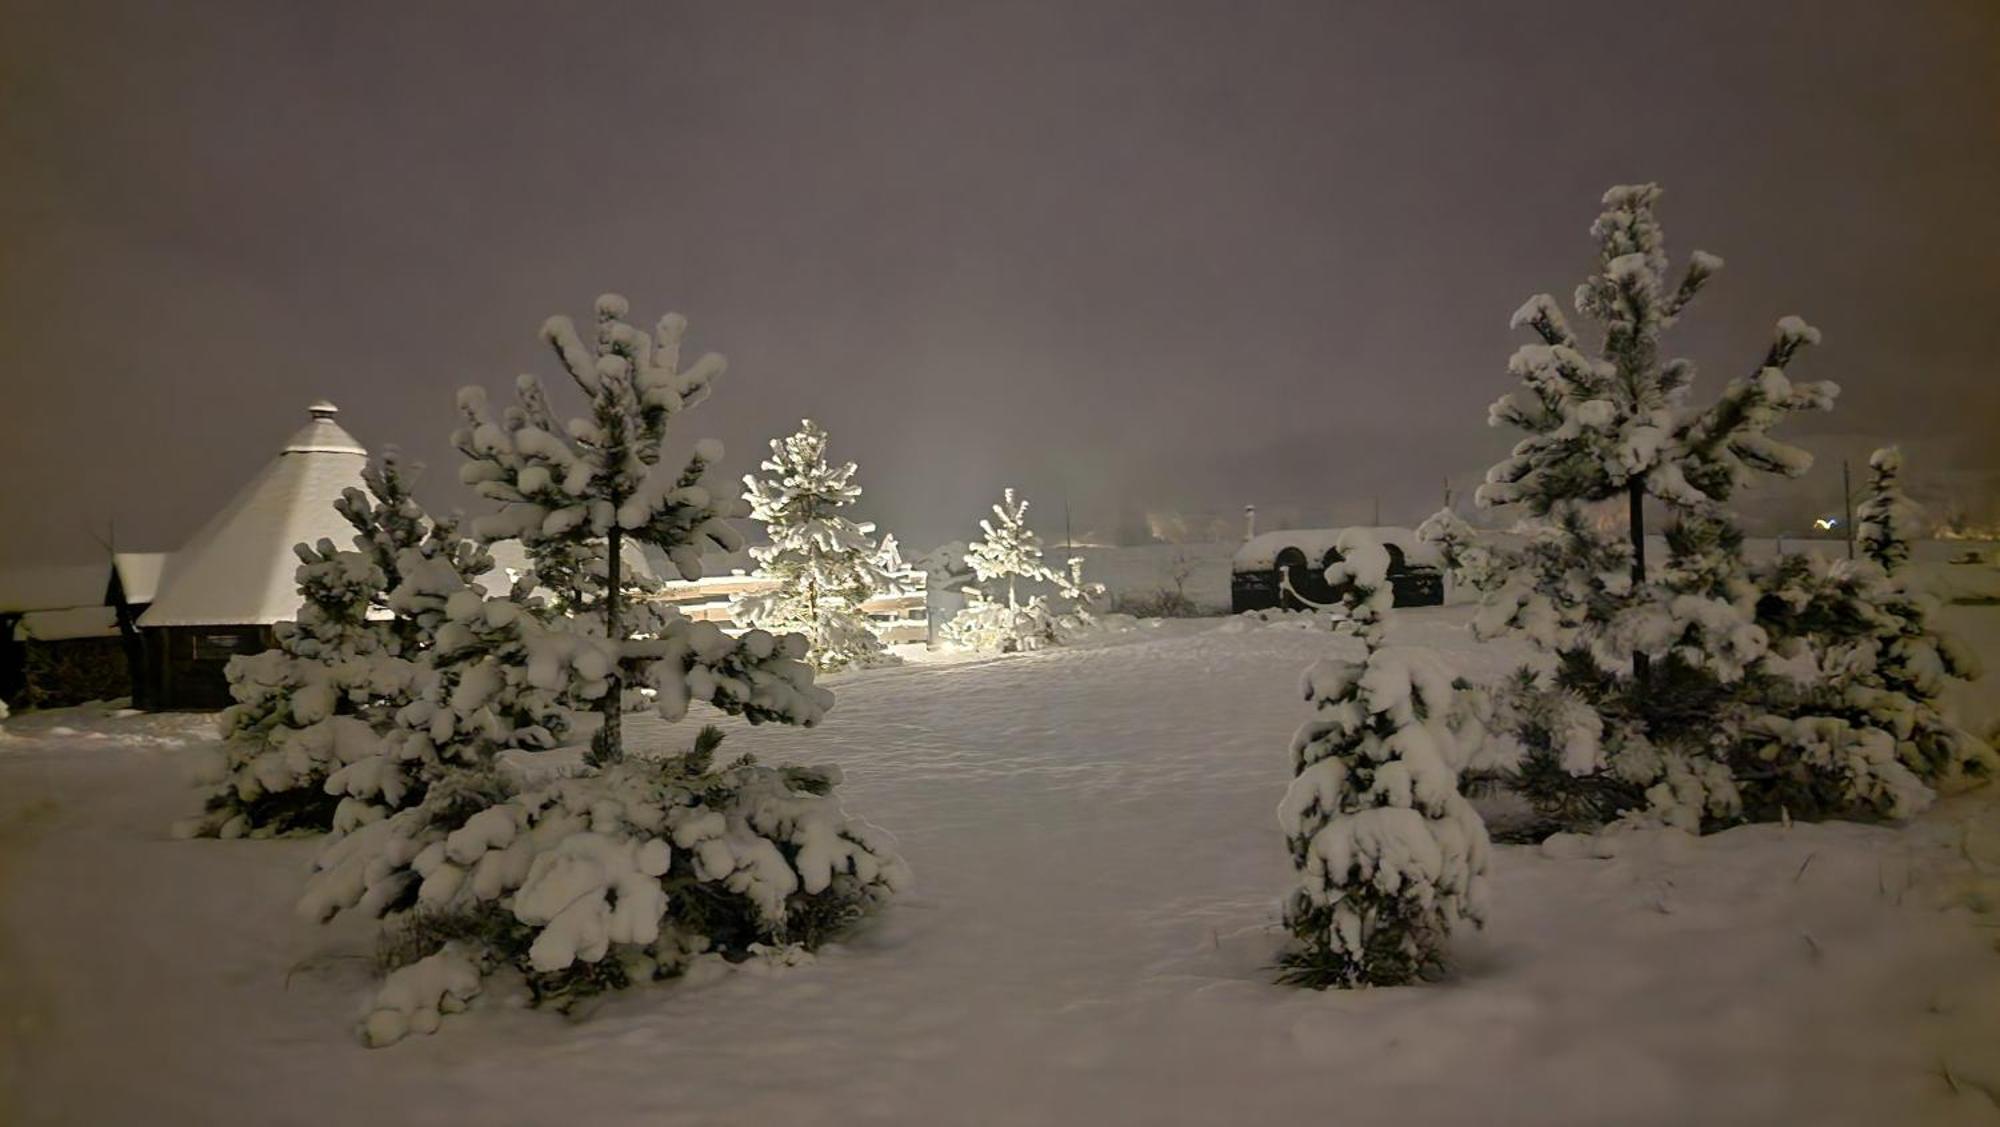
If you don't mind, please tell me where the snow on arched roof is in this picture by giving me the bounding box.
[139,404,370,628]
[1232,526,1440,573]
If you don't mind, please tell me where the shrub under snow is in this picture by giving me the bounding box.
[307,727,908,1046]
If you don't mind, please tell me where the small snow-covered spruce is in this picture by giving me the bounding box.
[1415,507,1504,596]
[1855,446,1917,574]
[967,487,1054,610]
[1752,448,1997,798]
[945,488,1100,652]
[1277,530,1490,988]
[731,419,900,671]
[1469,183,1901,833]
[454,294,747,764]
[181,455,484,839]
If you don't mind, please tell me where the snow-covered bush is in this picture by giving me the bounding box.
[305,295,903,1045]
[178,456,486,839]
[1461,183,1950,833]
[731,419,900,671]
[1277,529,1490,988]
[307,724,907,1046]
[944,488,1103,652]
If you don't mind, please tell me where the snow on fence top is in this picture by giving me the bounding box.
[1232,526,1441,573]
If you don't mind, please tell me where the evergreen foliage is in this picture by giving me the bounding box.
[1468,186,1976,832]
[179,455,485,839]
[295,294,904,1046]
[945,488,1104,652]
[732,419,899,671]
[454,294,747,763]
[1277,530,1490,988]
[1753,448,1997,792]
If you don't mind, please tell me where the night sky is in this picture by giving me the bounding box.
[4,0,1997,565]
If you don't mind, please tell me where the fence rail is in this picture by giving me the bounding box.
[645,571,931,644]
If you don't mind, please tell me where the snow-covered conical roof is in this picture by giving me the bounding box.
[139,403,370,627]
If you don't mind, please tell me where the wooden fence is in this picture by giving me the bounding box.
[643,571,931,645]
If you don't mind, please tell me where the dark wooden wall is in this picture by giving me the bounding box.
[142,625,271,711]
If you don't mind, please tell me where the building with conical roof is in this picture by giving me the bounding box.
[139,402,370,708]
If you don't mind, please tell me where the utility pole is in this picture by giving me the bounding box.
[1063,497,1073,552]
[1842,459,1855,561]
[1371,496,1381,526]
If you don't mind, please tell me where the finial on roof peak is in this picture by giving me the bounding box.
[308,400,339,419]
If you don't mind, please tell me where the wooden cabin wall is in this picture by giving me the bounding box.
[142,625,271,711]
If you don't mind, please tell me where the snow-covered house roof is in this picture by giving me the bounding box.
[13,606,121,642]
[1232,527,1441,573]
[0,564,109,615]
[112,552,171,606]
[0,552,171,622]
[139,403,371,628]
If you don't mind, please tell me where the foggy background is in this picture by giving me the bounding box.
[4,0,1996,566]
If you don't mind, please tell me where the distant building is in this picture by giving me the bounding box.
[0,553,168,708]
[1230,527,1443,613]
[137,402,370,710]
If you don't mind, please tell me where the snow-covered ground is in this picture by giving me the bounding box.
[5,606,2000,1126]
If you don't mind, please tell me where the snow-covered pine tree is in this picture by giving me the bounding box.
[1855,446,1918,574]
[1415,506,1503,597]
[1468,183,1902,831]
[1052,555,1108,634]
[968,487,1055,610]
[455,294,746,763]
[1754,447,1996,797]
[731,419,898,671]
[303,296,907,1046]
[180,455,481,838]
[945,488,1100,651]
[1277,529,1490,988]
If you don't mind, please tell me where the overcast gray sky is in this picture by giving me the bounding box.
[4,0,1997,565]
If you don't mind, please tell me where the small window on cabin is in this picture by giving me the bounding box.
[194,633,247,660]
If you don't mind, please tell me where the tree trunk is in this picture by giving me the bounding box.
[602,523,624,763]
[1628,479,1650,690]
